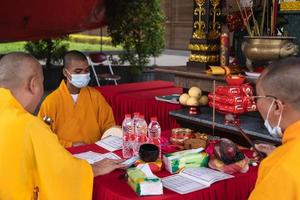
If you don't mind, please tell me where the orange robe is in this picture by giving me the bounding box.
[38,80,115,147]
[0,88,93,200]
[249,120,300,200]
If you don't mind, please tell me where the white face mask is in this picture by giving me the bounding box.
[264,99,283,138]
[66,69,90,88]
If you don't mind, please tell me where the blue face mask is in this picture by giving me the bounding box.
[66,70,90,88]
[264,100,283,138]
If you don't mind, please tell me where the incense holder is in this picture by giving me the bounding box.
[242,36,298,71]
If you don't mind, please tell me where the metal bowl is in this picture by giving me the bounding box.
[242,36,298,71]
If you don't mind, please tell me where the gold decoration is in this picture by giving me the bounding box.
[209,0,221,39]
[189,54,196,61]
[193,30,206,39]
[189,54,220,63]
[208,30,221,39]
[194,45,201,51]
[195,0,205,4]
[188,44,220,51]
[187,0,222,66]
[193,0,206,39]
[280,2,300,11]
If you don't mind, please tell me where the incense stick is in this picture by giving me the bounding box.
[212,80,216,136]
[260,0,267,35]
[267,0,270,35]
[251,7,260,36]
[243,7,251,35]
[233,124,266,160]
[272,0,278,35]
[235,0,252,36]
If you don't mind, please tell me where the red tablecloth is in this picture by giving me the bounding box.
[95,80,175,106]
[114,87,182,130]
[68,131,258,200]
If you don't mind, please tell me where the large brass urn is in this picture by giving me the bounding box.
[242,36,299,71]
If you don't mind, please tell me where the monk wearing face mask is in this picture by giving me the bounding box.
[38,50,116,147]
[249,57,300,199]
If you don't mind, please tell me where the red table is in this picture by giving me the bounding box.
[95,81,175,106]
[68,131,258,200]
[114,87,183,130]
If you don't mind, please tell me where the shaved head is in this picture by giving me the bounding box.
[63,50,88,69]
[0,52,44,113]
[0,52,41,90]
[258,57,300,110]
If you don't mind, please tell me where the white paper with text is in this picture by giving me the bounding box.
[95,135,123,151]
[73,151,120,164]
[162,167,234,194]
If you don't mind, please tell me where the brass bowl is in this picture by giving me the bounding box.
[242,36,298,71]
[242,36,298,62]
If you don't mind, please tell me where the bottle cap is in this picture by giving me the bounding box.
[139,114,145,119]
[151,116,157,121]
[133,112,140,117]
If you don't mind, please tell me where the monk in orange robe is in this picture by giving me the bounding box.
[249,58,300,199]
[38,50,116,147]
[0,53,124,200]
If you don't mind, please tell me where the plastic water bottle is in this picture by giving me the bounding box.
[148,117,161,159]
[122,114,133,158]
[131,112,140,151]
[134,114,148,156]
[132,112,140,128]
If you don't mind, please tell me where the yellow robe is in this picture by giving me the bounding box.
[38,81,115,147]
[0,88,93,200]
[249,120,300,200]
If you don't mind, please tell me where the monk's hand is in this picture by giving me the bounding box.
[252,143,276,160]
[92,158,125,177]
